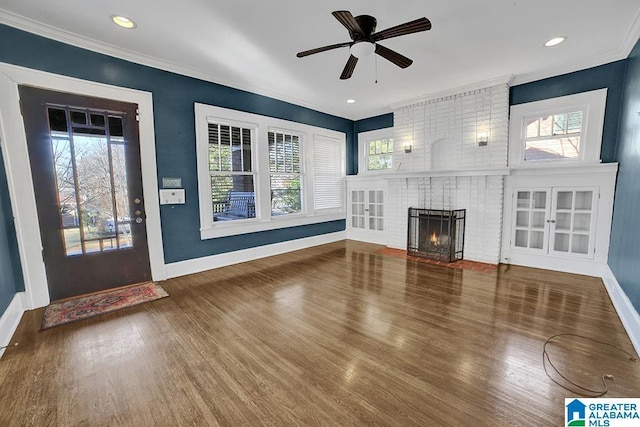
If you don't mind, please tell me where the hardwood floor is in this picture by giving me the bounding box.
[1,240,638,426]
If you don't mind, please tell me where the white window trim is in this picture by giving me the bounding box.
[195,103,346,240]
[508,88,607,168]
[358,128,394,175]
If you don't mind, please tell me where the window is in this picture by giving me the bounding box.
[523,111,583,161]
[313,135,344,212]
[269,130,302,216]
[195,103,346,239]
[508,89,606,167]
[368,138,394,170]
[208,123,256,222]
[358,128,394,174]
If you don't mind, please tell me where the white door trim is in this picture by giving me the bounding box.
[0,62,166,309]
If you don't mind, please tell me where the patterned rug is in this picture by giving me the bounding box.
[41,282,168,330]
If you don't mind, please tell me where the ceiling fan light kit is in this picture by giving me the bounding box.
[350,42,375,59]
[296,10,431,79]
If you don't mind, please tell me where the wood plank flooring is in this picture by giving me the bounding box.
[0,240,638,426]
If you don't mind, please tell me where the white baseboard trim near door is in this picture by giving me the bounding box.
[601,266,640,357]
[165,231,346,279]
[0,292,26,358]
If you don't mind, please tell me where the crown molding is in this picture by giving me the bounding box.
[513,10,640,87]
[0,9,351,120]
[511,51,630,87]
[620,8,640,58]
[389,75,514,110]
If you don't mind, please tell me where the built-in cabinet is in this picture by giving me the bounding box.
[501,164,617,276]
[513,187,597,257]
[346,177,387,245]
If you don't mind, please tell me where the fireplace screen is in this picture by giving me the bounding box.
[407,208,466,262]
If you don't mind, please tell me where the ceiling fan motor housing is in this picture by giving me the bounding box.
[352,15,377,40]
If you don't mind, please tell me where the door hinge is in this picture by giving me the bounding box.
[136,108,140,122]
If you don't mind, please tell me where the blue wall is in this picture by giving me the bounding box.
[510,60,627,163]
[352,113,394,174]
[0,149,24,315]
[610,38,640,312]
[0,23,355,265]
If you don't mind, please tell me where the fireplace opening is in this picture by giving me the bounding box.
[407,208,466,262]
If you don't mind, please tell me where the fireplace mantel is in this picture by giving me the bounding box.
[347,168,510,181]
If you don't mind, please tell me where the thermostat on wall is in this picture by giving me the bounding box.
[162,177,182,188]
[159,189,185,205]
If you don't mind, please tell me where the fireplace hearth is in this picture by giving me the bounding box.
[407,208,466,262]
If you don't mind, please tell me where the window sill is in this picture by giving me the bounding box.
[200,212,346,239]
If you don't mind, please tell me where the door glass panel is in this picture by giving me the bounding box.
[575,191,593,210]
[555,213,571,231]
[573,213,591,232]
[554,233,570,252]
[572,235,589,254]
[531,212,545,228]
[351,190,365,229]
[516,211,529,227]
[515,230,528,247]
[530,231,544,249]
[532,192,546,209]
[51,133,81,255]
[47,106,133,256]
[111,142,132,249]
[70,111,87,125]
[517,192,530,208]
[556,191,573,210]
[73,131,115,254]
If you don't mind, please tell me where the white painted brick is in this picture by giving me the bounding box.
[393,84,509,173]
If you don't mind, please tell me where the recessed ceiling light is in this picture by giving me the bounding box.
[544,36,566,47]
[111,15,136,29]
[346,99,356,104]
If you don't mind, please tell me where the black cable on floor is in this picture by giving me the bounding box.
[542,333,637,397]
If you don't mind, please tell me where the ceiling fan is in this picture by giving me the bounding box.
[296,10,432,80]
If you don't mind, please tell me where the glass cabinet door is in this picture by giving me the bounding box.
[368,190,384,231]
[350,190,365,229]
[550,188,597,257]
[349,189,385,233]
[513,189,550,251]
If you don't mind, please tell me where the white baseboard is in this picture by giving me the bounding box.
[165,231,346,279]
[601,266,640,358]
[0,292,26,358]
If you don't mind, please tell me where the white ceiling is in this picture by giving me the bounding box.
[1,1,639,120]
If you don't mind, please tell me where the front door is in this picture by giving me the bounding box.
[19,86,151,301]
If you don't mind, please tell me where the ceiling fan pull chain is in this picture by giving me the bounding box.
[375,54,378,84]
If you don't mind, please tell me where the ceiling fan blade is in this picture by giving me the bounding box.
[297,42,352,58]
[372,17,431,42]
[375,44,413,69]
[340,55,358,80]
[332,11,365,38]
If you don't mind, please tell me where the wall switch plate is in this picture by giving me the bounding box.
[159,189,185,205]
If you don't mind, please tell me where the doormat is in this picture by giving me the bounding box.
[41,282,168,330]
[376,247,498,274]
